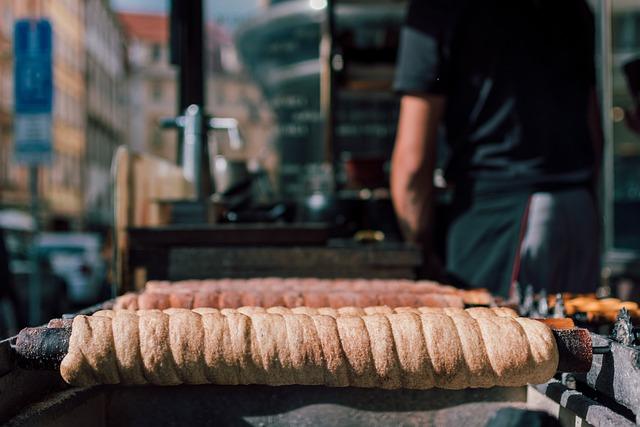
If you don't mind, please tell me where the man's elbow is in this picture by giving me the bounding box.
[392,146,426,189]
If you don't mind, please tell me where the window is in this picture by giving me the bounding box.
[3,3,14,39]
[151,44,162,62]
[614,12,640,52]
[604,2,640,252]
[0,130,7,184]
[150,81,163,102]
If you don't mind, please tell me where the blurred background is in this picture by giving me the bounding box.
[0,0,639,336]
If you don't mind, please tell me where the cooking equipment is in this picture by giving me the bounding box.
[211,156,251,196]
[207,117,253,197]
[343,155,387,189]
[3,287,640,426]
[509,288,640,424]
[159,105,211,200]
[0,376,533,426]
[223,203,289,224]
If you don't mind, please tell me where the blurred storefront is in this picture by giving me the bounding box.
[231,0,403,235]
[84,0,128,228]
[5,4,640,423]
[0,0,638,284]
[600,0,640,283]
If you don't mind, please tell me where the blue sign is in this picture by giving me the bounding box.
[13,19,53,164]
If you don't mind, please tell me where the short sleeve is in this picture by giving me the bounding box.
[394,0,459,95]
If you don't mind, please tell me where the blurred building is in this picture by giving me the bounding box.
[0,1,27,209]
[205,22,275,168]
[0,0,129,229]
[0,0,87,228]
[118,12,275,169]
[85,0,128,227]
[117,12,177,162]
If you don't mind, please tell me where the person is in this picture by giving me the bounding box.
[623,58,640,136]
[0,227,18,337]
[391,0,603,297]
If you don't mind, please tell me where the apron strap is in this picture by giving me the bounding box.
[509,195,533,299]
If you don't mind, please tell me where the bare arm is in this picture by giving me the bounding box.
[391,94,446,246]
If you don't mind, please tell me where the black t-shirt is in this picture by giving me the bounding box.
[394,0,597,192]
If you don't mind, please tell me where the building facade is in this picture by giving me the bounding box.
[85,0,128,227]
[0,0,27,209]
[117,12,177,162]
[0,0,128,229]
[0,0,87,228]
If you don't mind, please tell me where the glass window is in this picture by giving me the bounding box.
[150,81,163,102]
[205,0,404,199]
[609,1,640,251]
[151,43,162,62]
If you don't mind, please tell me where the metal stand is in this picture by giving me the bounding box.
[160,105,207,199]
[27,166,40,326]
[320,0,336,166]
[170,0,205,166]
[160,107,246,200]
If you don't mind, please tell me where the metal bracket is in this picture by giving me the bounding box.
[160,107,245,198]
[593,343,612,355]
[160,105,205,197]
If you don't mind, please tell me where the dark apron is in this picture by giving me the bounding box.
[446,188,531,298]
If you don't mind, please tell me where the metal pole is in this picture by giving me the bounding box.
[320,0,336,169]
[28,166,40,326]
[171,0,205,165]
[599,0,614,253]
[169,0,211,198]
[181,104,204,199]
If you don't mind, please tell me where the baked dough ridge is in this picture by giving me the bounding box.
[60,307,557,389]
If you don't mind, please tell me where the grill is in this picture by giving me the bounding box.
[1,285,640,426]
